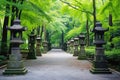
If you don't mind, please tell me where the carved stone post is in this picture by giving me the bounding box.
[78,33,86,60]
[73,38,79,56]
[43,41,48,53]
[27,31,36,59]
[36,35,42,56]
[67,41,70,53]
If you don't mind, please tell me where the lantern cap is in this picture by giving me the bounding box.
[94,40,106,44]
[94,21,109,32]
[14,18,21,24]
[8,18,25,31]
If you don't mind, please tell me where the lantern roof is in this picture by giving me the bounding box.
[8,19,25,31]
[79,33,85,38]
[74,37,79,40]
[70,39,74,42]
[36,35,41,40]
[10,39,24,44]
[94,22,108,32]
[67,41,70,44]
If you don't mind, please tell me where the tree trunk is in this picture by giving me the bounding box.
[10,0,16,26]
[93,0,96,30]
[86,18,89,46]
[109,13,114,48]
[40,25,44,38]
[18,0,24,19]
[109,14,113,26]
[46,31,51,50]
[0,0,10,57]
[46,30,49,42]
[61,31,64,49]
[102,0,104,5]
[37,26,40,35]
[43,24,46,41]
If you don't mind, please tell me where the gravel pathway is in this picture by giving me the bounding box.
[0,49,120,80]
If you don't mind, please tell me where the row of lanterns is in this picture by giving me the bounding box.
[67,33,86,60]
[66,21,111,74]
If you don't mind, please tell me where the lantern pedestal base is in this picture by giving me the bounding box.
[3,60,27,75]
[90,61,112,74]
[90,68,111,74]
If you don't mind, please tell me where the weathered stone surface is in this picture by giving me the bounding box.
[78,33,86,60]
[36,35,42,56]
[27,31,37,59]
[43,41,48,53]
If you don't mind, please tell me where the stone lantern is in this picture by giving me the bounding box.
[90,21,111,74]
[3,19,27,75]
[67,41,70,53]
[36,35,42,56]
[70,39,74,54]
[73,37,79,56]
[78,33,86,60]
[43,40,48,53]
[27,31,37,59]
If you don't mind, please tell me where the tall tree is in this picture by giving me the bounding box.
[0,0,10,56]
[60,0,92,46]
[93,0,96,30]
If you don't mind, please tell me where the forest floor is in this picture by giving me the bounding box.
[0,49,120,80]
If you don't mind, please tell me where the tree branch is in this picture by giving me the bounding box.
[60,0,93,15]
[60,0,79,10]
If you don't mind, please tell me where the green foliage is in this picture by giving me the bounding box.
[85,46,95,59]
[20,43,28,50]
[104,42,112,50]
[0,55,7,60]
[105,49,120,71]
[21,0,51,30]
[65,24,86,40]
[85,46,120,71]
[0,55,7,66]
[112,37,120,49]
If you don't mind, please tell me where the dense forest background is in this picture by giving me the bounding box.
[0,0,120,48]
